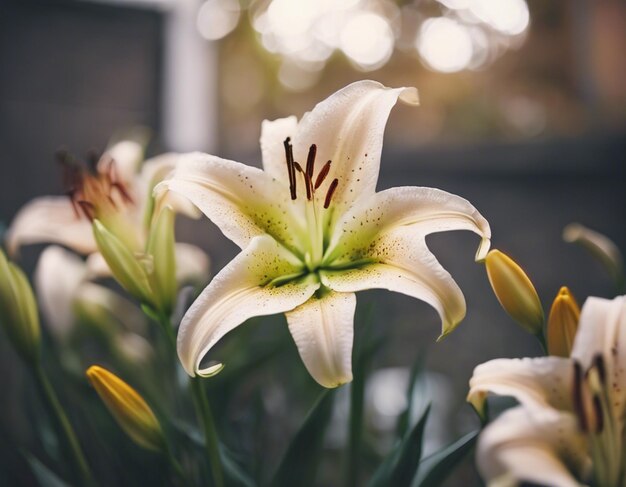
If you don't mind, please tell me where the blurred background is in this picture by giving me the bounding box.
[1,0,625,485]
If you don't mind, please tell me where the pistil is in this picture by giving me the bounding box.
[282,138,340,270]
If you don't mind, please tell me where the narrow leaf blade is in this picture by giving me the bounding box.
[24,454,71,487]
[270,390,335,487]
[369,405,430,487]
[412,430,479,487]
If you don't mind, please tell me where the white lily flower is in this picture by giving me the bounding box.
[6,138,201,255]
[156,80,491,388]
[468,295,626,487]
[35,245,153,362]
[6,140,209,311]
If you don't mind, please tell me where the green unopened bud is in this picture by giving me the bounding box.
[92,220,154,306]
[146,206,176,316]
[485,249,544,335]
[546,286,580,357]
[86,365,164,452]
[564,223,624,291]
[0,249,40,363]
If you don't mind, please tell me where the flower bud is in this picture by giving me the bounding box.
[546,287,580,357]
[146,206,176,316]
[485,249,544,335]
[92,220,154,306]
[0,249,40,363]
[86,365,164,451]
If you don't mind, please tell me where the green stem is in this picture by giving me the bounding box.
[191,377,224,487]
[32,363,95,486]
[346,375,364,487]
[157,313,178,355]
[164,443,190,487]
[154,312,223,487]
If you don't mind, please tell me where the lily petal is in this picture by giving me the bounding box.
[138,153,202,221]
[291,80,419,217]
[6,197,96,255]
[174,243,210,286]
[155,153,306,252]
[104,138,146,185]
[322,232,466,338]
[467,357,574,416]
[85,252,111,279]
[327,186,491,264]
[477,407,588,487]
[76,282,147,334]
[286,291,355,388]
[260,115,298,185]
[571,295,626,423]
[177,234,319,376]
[34,246,87,339]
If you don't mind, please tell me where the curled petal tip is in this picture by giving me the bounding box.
[398,86,420,106]
[437,326,455,342]
[196,362,225,378]
[475,237,492,263]
[467,391,488,420]
[326,375,353,389]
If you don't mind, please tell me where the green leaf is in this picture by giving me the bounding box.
[221,444,257,487]
[24,453,71,487]
[346,312,384,487]
[411,430,479,487]
[170,420,257,487]
[270,390,335,487]
[369,405,430,487]
[395,352,427,439]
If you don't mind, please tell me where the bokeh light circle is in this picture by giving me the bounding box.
[416,17,473,73]
[340,12,394,71]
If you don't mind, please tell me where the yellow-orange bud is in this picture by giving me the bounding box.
[86,365,164,452]
[546,287,580,357]
[485,249,544,335]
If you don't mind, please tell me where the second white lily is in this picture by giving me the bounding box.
[157,80,491,388]
[468,295,626,487]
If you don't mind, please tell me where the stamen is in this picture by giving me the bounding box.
[283,137,297,200]
[592,394,604,434]
[306,144,316,179]
[111,181,134,205]
[592,354,606,385]
[77,201,96,221]
[572,361,588,432]
[304,173,312,201]
[67,190,81,218]
[86,148,101,170]
[324,178,339,209]
[292,161,312,200]
[314,160,332,190]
